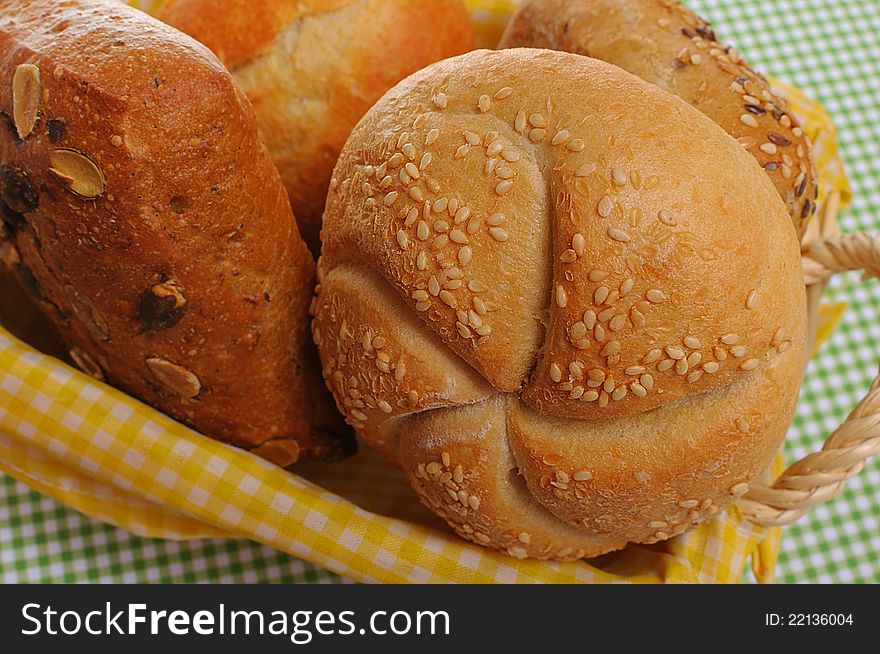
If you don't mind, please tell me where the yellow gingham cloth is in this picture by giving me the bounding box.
[0,0,850,583]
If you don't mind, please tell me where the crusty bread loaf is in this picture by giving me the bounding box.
[313,48,806,559]
[0,0,351,465]
[500,0,818,239]
[158,0,475,252]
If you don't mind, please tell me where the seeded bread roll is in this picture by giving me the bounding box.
[0,0,351,465]
[158,0,475,252]
[499,0,818,239]
[313,48,806,559]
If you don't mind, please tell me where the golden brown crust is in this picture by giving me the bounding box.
[0,0,350,462]
[313,48,806,558]
[499,0,818,239]
[159,0,476,252]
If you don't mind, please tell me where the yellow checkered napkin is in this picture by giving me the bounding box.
[0,0,851,583]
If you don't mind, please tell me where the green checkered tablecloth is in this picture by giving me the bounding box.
[2,0,879,584]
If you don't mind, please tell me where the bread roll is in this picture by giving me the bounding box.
[158,0,475,252]
[313,48,806,559]
[0,0,351,465]
[500,0,818,239]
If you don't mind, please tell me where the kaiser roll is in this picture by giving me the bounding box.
[312,48,807,559]
[159,0,476,251]
[500,0,818,239]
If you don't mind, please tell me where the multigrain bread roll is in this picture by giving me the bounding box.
[0,0,351,465]
[313,48,806,559]
[158,0,475,252]
[500,0,818,239]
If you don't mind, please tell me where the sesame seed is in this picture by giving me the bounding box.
[612,167,628,186]
[433,93,448,109]
[468,494,481,510]
[742,94,760,106]
[665,346,685,360]
[730,346,747,358]
[684,336,701,349]
[690,54,702,64]
[759,142,777,154]
[428,275,440,296]
[560,249,577,263]
[417,221,430,241]
[603,378,615,393]
[625,365,645,376]
[598,391,609,407]
[383,191,398,206]
[449,229,467,244]
[416,250,428,270]
[478,95,490,112]
[657,359,674,372]
[425,129,439,146]
[594,286,610,305]
[573,470,593,481]
[396,230,409,248]
[514,110,526,133]
[494,86,513,100]
[609,314,627,331]
[640,374,654,390]
[457,246,473,266]
[643,349,661,364]
[778,340,792,353]
[588,270,608,283]
[570,386,584,399]
[646,289,665,303]
[739,358,760,371]
[489,227,508,242]
[703,361,720,373]
[379,175,393,189]
[453,207,471,224]
[556,285,568,308]
[792,126,803,137]
[583,310,597,329]
[501,148,521,162]
[549,363,562,382]
[608,227,630,243]
[468,280,487,293]
[463,130,480,146]
[399,169,411,185]
[552,129,571,146]
[528,113,547,128]
[657,208,677,227]
[529,128,547,142]
[571,322,588,339]
[412,290,428,302]
[601,341,620,356]
[583,390,599,402]
[409,187,425,202]
[389,153,405,168]
[621,278,635,295]
[496,164,514,179]
[737,418,750,433]
[426,461,441,475]
[496,179,514,195]
[675,358,689,375]
[687,351,702,366]
[687,370,703,383]
[598,195,614,217]
[679,499,699,509]
[439,290,456,307]
[630,381,647,397]
[740,113,759,127]
[568,139,585,152]
[746,289,758,309]
[612,386,628,401]
[402,143,416,160]
[598,307,616,322]
[721,333,739,345]
[415,301,430,312]
[405,162,420,179]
